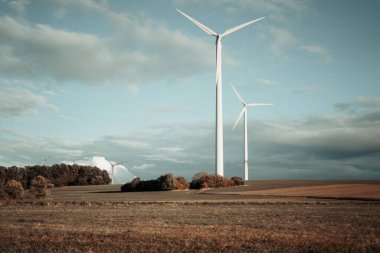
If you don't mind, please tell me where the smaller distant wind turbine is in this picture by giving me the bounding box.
[40,156,49,166]
[231,84,273,181]
[109,160,129,185]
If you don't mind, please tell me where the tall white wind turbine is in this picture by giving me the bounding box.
[177,10,265,176]
[231,84,272,180]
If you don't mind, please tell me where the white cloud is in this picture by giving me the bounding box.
[127,84,139,94]
[301,44,331,61]
[144,154,188,164]
[133,163,156,170]
[105,134,152,150]
[111,139,152,150]
[255,78,281,90]
[158,147,186,152]
[269,26,298,55]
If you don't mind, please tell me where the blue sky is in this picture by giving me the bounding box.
[0,0,379,182]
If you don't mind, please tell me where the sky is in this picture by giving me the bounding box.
[0,0,379,182]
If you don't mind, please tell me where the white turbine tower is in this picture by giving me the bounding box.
[231,84,272,181]
[177,9,265,176]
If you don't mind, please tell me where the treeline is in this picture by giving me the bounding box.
[0,164,111,190]
[121,172,244,192]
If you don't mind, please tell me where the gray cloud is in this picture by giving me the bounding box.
[250,108,380,177]
[0,3,214,86]
[1,97,379,179]
[336,97,380,111]
[0,85,57,117]
[5,0,30,14]
[173,0,312,22]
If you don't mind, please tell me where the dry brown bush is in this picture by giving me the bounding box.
[4,179,24,199]
[121,174,190,192]
[190,173,239,189]
[0,166,6,187]
[121,177,142,192]
[29,176,50,198]
[231,176,244,186]
[175,177,190,190]
[158,173,177,190]
[0,187,8,199]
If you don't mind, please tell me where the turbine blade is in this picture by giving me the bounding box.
[221,17,265,37]
[115,159,129,166]
[248,103,273,107]
[176,9,217,36]
[230,83,246,105]
[233,108,246,130]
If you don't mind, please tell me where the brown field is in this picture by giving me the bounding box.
[1,180,380,252]
[209,183,380,200]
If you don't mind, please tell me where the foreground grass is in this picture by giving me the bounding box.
[1,201,379,252]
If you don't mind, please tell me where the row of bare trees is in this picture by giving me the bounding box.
[0,164,111,189]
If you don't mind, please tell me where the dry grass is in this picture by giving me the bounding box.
[217,184,380,200]
[1,202,379,252]
[1,180,379,252]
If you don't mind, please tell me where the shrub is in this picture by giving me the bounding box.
[0,166,6,187]
[121,174,190,192]
[0,187,8,199]
[158,173,177,190]
[120,177,143,192]
[175,177,190,190]
[192,171,208,182]
[29,176,50,198]
[190,172,239,189]
[121,172,241,192]
[190,171,209,189]
[231,176,244,186]
[4,179,24,199]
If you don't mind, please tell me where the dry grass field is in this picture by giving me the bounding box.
[1,180,379,252]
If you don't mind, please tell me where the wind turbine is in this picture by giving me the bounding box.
[231,84,272,180]
[40,156,49,166]
[177,9,265,176]
[109,160,129,185]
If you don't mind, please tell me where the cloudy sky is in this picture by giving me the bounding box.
[0,0,379,181]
